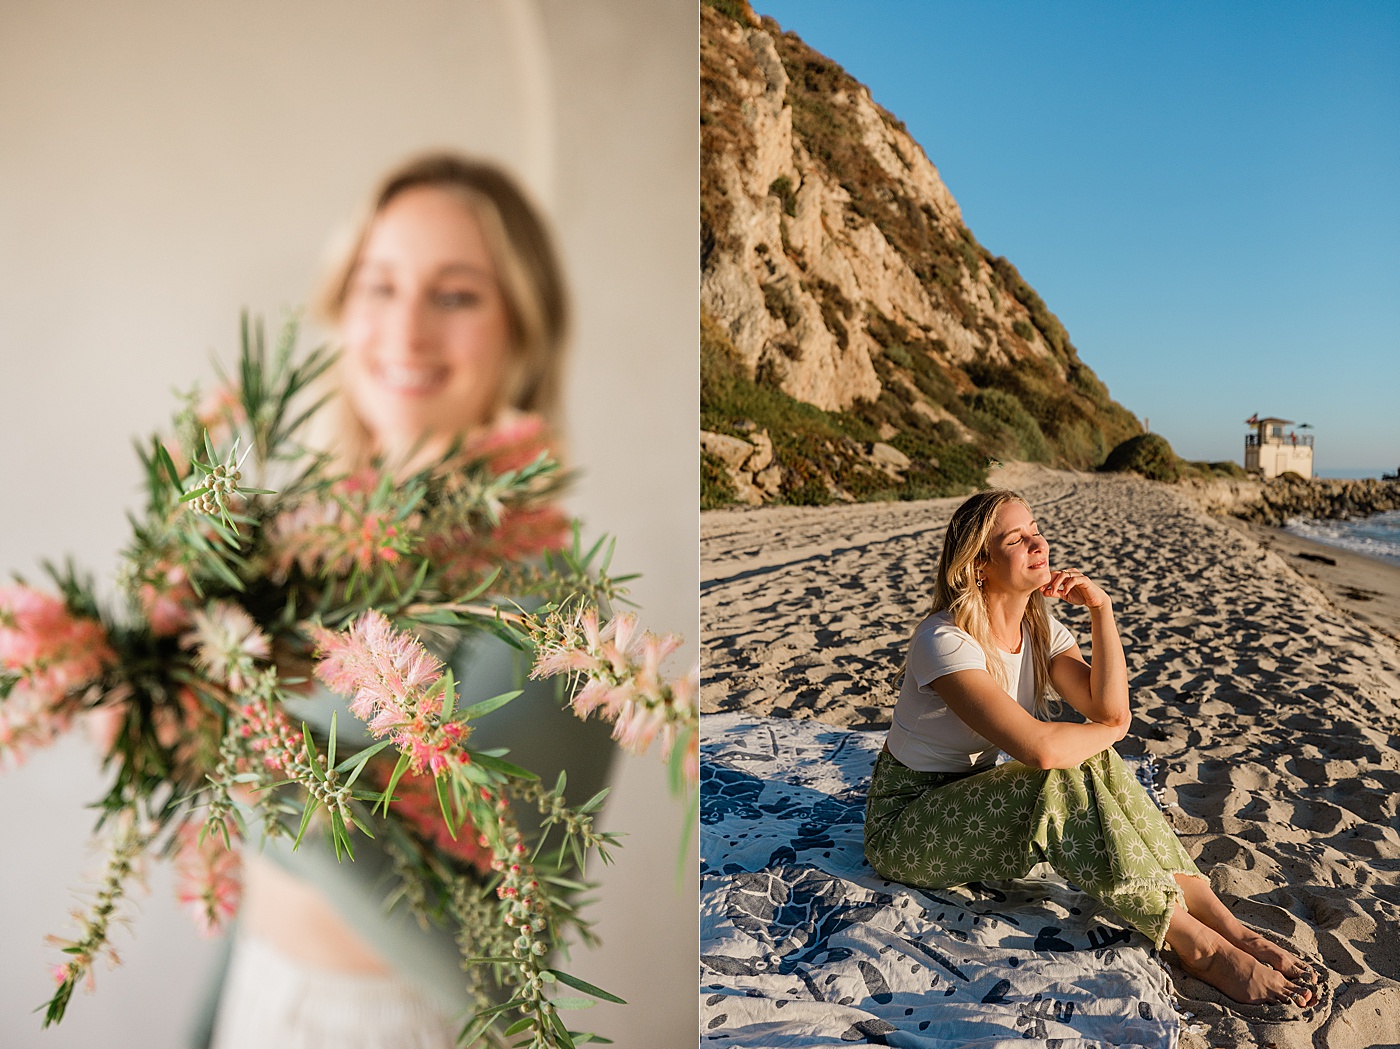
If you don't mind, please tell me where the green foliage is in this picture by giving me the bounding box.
[768,26,989,331]
[1011,319,1035,341]
[883,344,913,369]
[965,389,1052,463]
[805,277,852,350]
[1178,459,1248,480]
[701,0,752,23]
[701,452,736,509]
[991,256,1073,360]
[701,311,986,504]
[760,282,801,330]
[964,356,1139,470]
[1101,433,1182,482]
[768,176,798,217]
[31,316,644,1045]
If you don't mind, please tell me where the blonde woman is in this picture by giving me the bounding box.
[864,490,1317,1007]
[206,153,616,1048]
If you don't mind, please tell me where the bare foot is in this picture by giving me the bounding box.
[1166,909,1315,1007]
[1179,937,1315,1006]
[1228,927,1318,998]
[1171,875,1318,1005]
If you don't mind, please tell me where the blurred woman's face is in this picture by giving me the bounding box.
[340,185,512,460]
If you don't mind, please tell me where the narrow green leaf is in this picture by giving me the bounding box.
[469,752,539,780]
[155,441,184,493]
[668,727,691,796]
[435,773,458,840]
[303,725,327,782]
[577,788,610,814]
[502,1017,534,1037]
[549,998,597,1011]
[455,690,521,721]
[548,1008,577,1049]
[380,750,411,817]
[547,970,626,1004]
[439,668,457,720]
[581,533,608,568]
[455,567,502,603]
[327,710,338,769]
[335,737,394,775]
[292,798,317,850]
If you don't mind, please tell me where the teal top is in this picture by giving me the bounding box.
[191,627,618,1040]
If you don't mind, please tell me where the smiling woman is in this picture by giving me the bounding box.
[320,156,568,469]
[200,152,624,1049]
[865,489,1321,1009]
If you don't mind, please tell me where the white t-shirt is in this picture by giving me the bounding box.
[886,610,1078,772]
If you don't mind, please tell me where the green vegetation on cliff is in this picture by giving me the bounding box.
[702,313,987,506]
[701,0,1144,506]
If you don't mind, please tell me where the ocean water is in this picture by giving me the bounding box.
[1284,509,1400,567]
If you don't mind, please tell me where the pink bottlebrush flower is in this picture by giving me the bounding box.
[350,513,404,571]
[236,692,303,776]
[181,601,270,693]
[264,500,345,580]
[137,566,197,638]
[173,822,242,937]
[332,467,382,496]
[462,412,553,475]
[529,607,698,786]
[682,732,700,785]
[0,703,67,768]
[490,507,570,562]
[310,611,466,776]
[428,506,571,592]
[0,586,115,696]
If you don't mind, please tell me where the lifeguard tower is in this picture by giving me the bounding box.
[1244,415,1313,479]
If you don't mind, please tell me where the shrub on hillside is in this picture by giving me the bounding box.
[701,452,736,509]
[965,389,1052,463]
[1180,459,1248,480]
[1101,433,1181,482]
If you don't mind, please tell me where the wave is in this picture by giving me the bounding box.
[1284,509,1400,567]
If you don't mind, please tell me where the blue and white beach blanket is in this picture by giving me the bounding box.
[700,714,1180,1048]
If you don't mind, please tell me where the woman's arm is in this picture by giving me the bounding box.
[933,668,1128,770]
[1044,571,1130,730]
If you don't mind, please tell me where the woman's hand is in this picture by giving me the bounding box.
[1040,568,1110,610]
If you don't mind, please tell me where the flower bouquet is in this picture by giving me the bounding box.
[0,316,698,1048]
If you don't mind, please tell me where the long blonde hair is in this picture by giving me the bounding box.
[313,152,569,468]
[929,489,1056,715]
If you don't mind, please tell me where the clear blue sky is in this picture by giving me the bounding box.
[754,1,1400,477]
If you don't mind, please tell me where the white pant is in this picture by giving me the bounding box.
[210,933,455,1049]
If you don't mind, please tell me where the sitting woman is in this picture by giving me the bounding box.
[864,489,1317,1007]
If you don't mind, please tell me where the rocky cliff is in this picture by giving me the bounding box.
[701,0,1141,506]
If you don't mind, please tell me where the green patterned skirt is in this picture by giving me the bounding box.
[864,746,1204,949]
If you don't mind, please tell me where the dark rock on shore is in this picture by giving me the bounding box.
[1182,474,1400,527]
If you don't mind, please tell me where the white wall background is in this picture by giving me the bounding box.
[0,1,697,1046]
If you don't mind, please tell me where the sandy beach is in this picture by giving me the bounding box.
[701,464,1400,1048]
